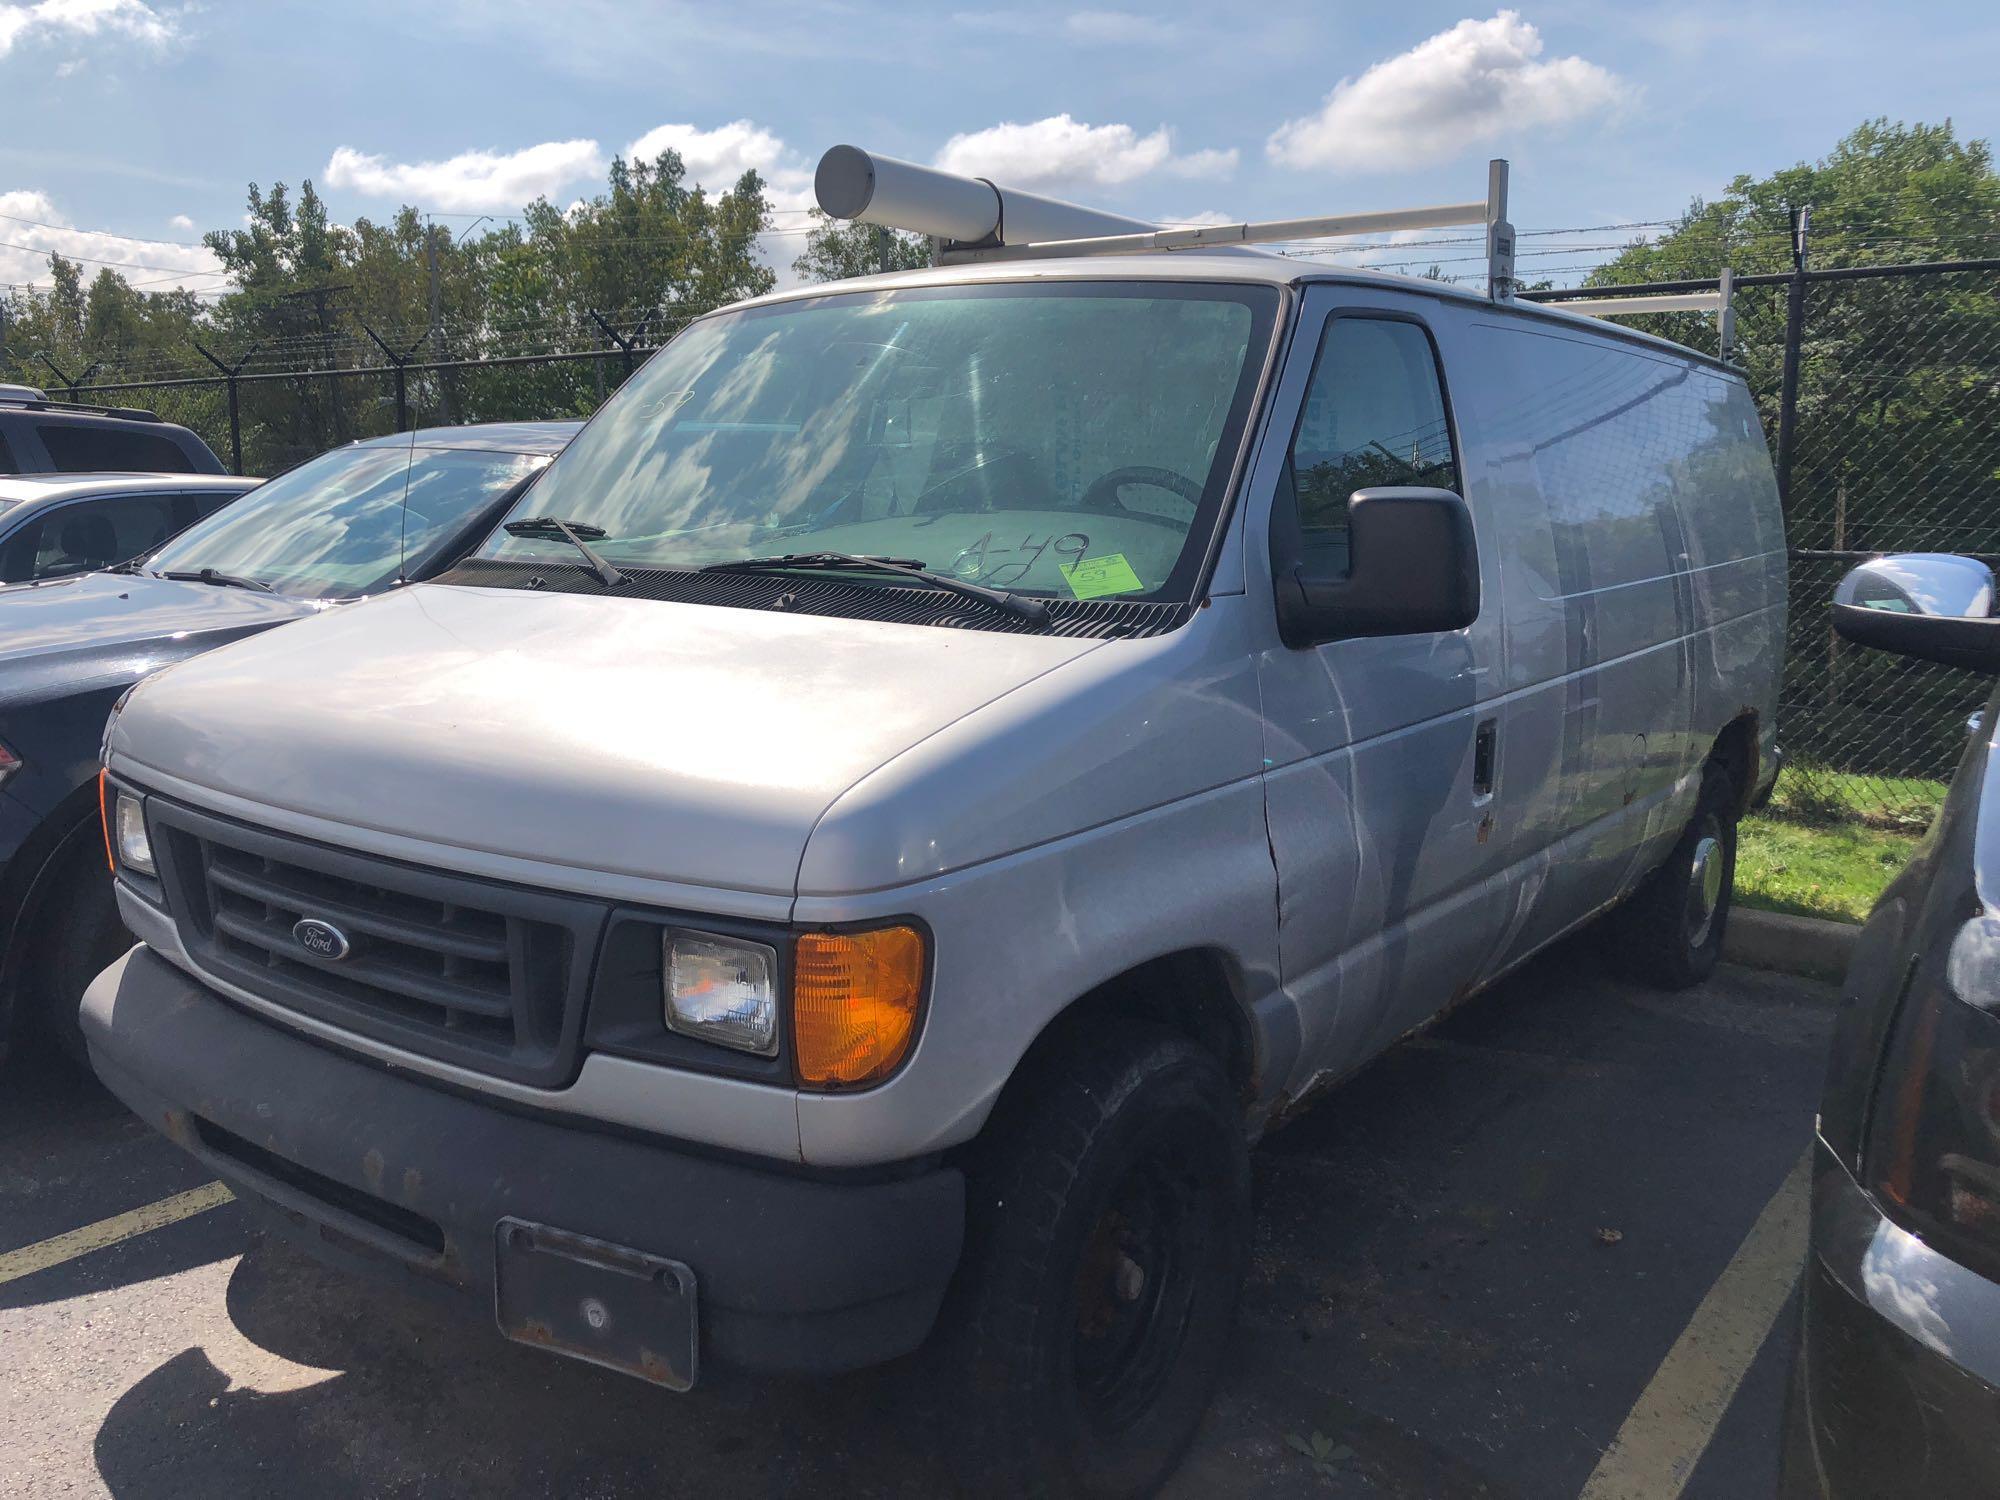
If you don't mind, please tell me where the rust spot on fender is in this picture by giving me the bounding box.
[512,1318,558,1346]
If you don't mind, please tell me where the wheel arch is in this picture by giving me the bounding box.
[1708,710,1761,818]
[0,778,105,1023]
[975,946,1262,1142]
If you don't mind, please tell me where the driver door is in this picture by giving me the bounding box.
[1253,287,1516,1088]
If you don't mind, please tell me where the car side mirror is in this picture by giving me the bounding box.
[1832,554,2000,675]
[1271,485,1480,648]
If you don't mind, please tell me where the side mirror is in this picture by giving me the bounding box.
[1272,486,1480,648]
[1832,554,2000,675]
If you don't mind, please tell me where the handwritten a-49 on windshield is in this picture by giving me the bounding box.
[950,531,1090,586]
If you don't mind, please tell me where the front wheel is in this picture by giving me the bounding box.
[940,1026,1250,1498]
[1606,761,1738,990]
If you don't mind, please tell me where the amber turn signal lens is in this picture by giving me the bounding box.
[792,925,925,1089]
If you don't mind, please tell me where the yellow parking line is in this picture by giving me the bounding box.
[0,1180,234,1287]
[1578,1148,1813,1500]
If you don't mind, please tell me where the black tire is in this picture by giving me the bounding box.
[27,823,132,1062]
[938,1026,1250,1499]
[1606,761,1739,990]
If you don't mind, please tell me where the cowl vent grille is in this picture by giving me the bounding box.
[434,560,1186,639]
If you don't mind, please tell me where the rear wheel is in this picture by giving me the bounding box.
[1606,760,1738,990]
[27,822,131,1062]
[939,1026,1250,1498]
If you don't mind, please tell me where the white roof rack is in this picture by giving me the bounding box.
[1557,269,1739,360]
[815,148,1520,301]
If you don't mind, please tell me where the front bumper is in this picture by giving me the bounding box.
[1781,1138,2000,1498]
[83,945,966,1379]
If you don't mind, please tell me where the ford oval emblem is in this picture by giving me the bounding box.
[292,918,351,961]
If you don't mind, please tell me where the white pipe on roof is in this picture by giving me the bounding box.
[814,145,1154,248]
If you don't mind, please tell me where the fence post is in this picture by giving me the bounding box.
[193,339,259,475]
[1773,205,1812,509]
[589,310,639,379]
[358,322,427,433]
[35,352,97,404]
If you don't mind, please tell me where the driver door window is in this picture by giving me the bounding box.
[0,492,180,582]
[1284,317,1458,576]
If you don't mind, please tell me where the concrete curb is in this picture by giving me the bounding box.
[1725,907,1859,984]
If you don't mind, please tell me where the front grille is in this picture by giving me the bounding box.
[150,799,607,1087]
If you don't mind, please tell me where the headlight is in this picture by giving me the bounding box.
[114,790,155,876]
[664,930,778,1056]
[1949,913,2000,1007]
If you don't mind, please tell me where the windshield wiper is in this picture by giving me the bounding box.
[700,552,1050,625]
[503,516,627,588]
[158,567,273,593]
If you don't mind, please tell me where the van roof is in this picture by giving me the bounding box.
[739,253,1739,377]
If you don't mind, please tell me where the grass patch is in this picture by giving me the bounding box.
[1736,814,1922,924]
[1769,768,1947,831]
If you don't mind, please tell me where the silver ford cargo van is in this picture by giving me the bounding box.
[82,169,1783,1495]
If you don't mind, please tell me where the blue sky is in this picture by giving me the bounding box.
[1,0,1996,297]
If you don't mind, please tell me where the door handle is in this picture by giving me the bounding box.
[1473,718,1497,798]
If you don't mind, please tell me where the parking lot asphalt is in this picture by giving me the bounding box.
[1,937,1833,1499]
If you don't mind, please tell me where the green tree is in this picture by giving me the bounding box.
[792,209,930,282]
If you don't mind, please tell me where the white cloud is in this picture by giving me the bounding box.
[0,0,180,59]
[323,139,608,212]
[0,187,223,291]
[1267,10,1622,173]
[626,119,813,207]
[167,211,192,230]
[934,115,1238,194]
[52,54,83,75]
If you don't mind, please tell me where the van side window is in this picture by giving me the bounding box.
[1285,318,1457,574]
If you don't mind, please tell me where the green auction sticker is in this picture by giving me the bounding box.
[1059,553,1145,599]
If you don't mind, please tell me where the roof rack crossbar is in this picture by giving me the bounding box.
[946,198,1490,263]
[1557,268,1739,360]
[816,147,1520,300]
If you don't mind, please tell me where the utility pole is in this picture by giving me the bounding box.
[1773,205,1812,511]
[876,224,891,275]
[427,221,452,423]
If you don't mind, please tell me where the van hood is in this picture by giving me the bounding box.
[109,583,1106,897]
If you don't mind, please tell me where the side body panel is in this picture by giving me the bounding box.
[1248,293,1785,1105]
[1677,370,1788,792]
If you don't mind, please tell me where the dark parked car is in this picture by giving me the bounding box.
[0,393,224,475]
[0,421,578,1062]
[1782,552,2000,1497]
[0,472,257,583]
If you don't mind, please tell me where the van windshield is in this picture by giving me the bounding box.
[476,282,1278,604]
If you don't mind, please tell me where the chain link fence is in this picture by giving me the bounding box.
[36,263,2000,827]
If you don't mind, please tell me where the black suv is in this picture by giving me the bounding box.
[0,393,224,476]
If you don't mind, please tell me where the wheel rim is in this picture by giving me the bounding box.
[1685,828,1725,948]
[1068,1131,1211,1434]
